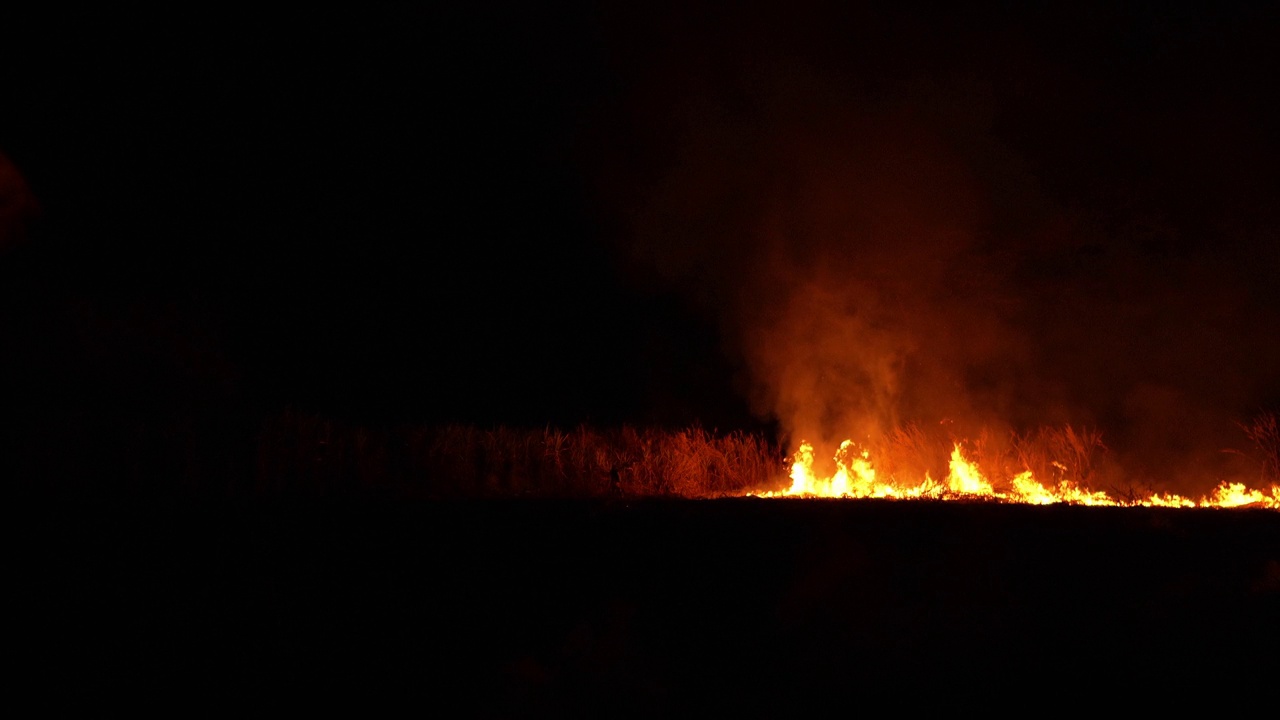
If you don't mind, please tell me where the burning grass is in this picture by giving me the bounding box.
[759,414,1280,509]
[252,410,1279,507]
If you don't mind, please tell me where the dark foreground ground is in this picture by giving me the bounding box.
[14,497,1279,712]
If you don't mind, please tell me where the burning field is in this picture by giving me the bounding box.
[14,409,1274,709]
[14,410,1279,709]
[761,425,1280,509]
[9,3,1280,709]
[249,409,1280,509]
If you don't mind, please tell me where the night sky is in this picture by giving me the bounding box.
[3,3,1279,490]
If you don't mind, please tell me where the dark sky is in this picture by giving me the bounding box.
[3,3,1279,487]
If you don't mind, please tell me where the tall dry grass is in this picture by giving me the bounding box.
[254,409,786,498]
[251,410,1113,499]
[863,422,1108,492]
[1011,424,1108,488]
[1240,411,1279,485]
[253,409,1272,500]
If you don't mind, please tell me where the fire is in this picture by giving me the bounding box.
[1208,482,1271,508]
[1010,471,1057,505]
[786,442,817,495]
[753,438,1279,509]
[946,443,994,495]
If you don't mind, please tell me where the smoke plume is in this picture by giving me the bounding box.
[586,3,1280,492]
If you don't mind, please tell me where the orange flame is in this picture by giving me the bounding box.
[752,438,1279,509]
[946,443,994,496]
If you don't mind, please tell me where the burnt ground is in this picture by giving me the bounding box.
[13,497,1279,712]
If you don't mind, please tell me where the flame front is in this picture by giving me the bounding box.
[754,439,1279,509]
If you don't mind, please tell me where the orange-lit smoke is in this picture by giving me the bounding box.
[587,4,1280,498]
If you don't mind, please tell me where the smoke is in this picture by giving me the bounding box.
[586,3,1280,492]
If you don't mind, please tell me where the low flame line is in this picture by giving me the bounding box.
[748,440,1278,509]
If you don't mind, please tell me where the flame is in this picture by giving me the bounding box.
[1206,482,1270,508]
[946,443,994,496]
[787,442,816,495]
[1009,471,1057,505]
[752,438,1279,509]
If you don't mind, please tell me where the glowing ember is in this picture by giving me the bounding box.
[752,438,1279,509]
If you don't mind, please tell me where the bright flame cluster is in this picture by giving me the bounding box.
[752,440,1280,509]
